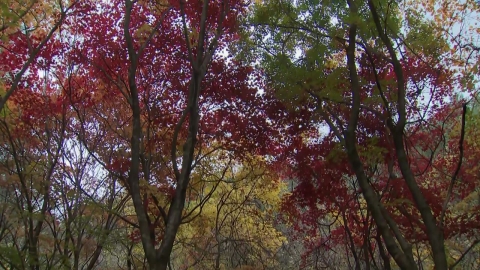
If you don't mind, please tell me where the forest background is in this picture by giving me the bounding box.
[0,0,480,269]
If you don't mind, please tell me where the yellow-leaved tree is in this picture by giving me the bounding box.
[170,153,287,270]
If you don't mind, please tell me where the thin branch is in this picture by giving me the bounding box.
[0,0,37,32]
[138,7,173,57]
[449,239,480,269]
[179,0,194,66]
[171,108,188,180]
[439,103,468,228]
[0,1,78,110]
[367,0,406,129]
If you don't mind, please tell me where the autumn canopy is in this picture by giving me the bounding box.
[0,0,479,269]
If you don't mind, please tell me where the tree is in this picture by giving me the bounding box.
[169,154,286,270]
[7,0,480,269]
[0,67,127,269]
[246,0,480,269]
[0,79,70,269]
[58,0,288,269]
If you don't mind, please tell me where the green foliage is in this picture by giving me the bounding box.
[404,10,449,61]
[0,245,23,269]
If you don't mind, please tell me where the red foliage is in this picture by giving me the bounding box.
[278,51,480,262]
[32,0,311,244]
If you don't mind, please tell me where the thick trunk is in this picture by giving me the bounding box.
[156,73,202,269]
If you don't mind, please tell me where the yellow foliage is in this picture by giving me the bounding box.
[173,153,287,269]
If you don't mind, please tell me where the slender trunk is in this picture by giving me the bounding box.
[343,213,361,270]
[363,230,370,270]
[344,134,416,269]
[215,240,222,270]
[376,235,391,270]
[391,129,447,269]
[73,248,80,270]
[366,0,448,268]
[342,1,416,267]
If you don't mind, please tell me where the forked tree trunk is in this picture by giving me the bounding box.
[122,0,227,268]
